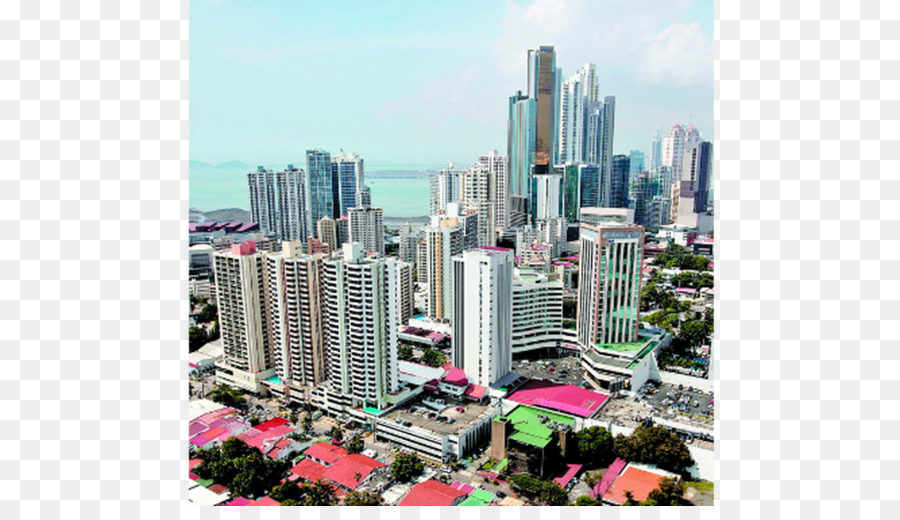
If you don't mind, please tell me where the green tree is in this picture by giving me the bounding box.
[269,481,303,503]
[198,303,219,323]
[299,480,337,506]
[575,495,599,506]
[280,499,301,506]
[420,348,447,367]
[328,425,344,442]
[193,437,290,499]
[398,344,414,361]
[614,425,694,474]
[583,469,604,490]
[391,453,424,482]
[622,490,638,506]
[678,320,711,350]
[249,415,262,427]
[575,426,614,468]
[539,481,570,506]
[343,490,383,506]
[189,326,208,352]
[562,299,578,319]
[642,477,686,506]
[345,434,364,454]
[507,474,545,497]
[301,415,313,434]
[208,321,220,341]
[206,384,246,410]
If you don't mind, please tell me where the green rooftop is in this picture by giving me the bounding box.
[364,406,384,416]
[471,489,495,502]
[595,338,648,353]
[494,457,509,472]
[504,405,575,449]
[460,496,488,506]
[510,431,552,449]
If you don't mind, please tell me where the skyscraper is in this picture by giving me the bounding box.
[680,140,713,217]
[557,63,598,164]
[248,165,309,243]
[629,150,645,176]
[577,223,644,348]
[579,164,600,209]
[348,205,385,256]
[561,164,580,223]
[649,130,662,171]
[531,172,563,221]
[332,152,365,218]
[213,241,275,393]
[396,260,414,327]
[478,150,508,230]
[661,125,686,221]
[598,96,616,206]
[306,149,334,227]
[424,217,465,321]
[266,241,326,389]
[429,163,463,216]
[317,216,337,252]
[397,222,420,265]
[528,46,559,175]
[462,163,497,248]
[507,91,536,208]
[323,243,399,408]
[452,247,514,387]
[611,154,631,209]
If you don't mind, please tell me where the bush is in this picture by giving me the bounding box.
[391,453,424,482]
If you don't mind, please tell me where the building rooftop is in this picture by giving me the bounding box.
[304,442,348,465]
[553,463,583,488]
[506,379,609,418]
[322,454,385,490]
[381,395,495,436]
[398,480,466,506]
[499,404,575,449]
[602,464,678,505]
[290,458,328,483]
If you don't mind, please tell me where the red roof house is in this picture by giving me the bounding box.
[399,480,467,506]
[251,496,280,506]
[254,417,289,432]
[290,458,329,483]
[304,442,348,466]
[322,454,386,490]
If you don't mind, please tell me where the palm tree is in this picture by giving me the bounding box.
[354,472,362,485]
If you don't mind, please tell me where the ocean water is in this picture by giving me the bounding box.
[190,162,434,218]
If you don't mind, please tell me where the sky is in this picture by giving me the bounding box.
[191,0,714,168]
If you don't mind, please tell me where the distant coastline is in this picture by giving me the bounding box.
[189,207,429,228]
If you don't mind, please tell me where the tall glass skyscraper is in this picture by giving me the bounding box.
[629,150,645,176]
[332,152,364,218]
[528,46,558,175]
[611,154,630,209]
[579,164,600,209]
[305,149,333,228]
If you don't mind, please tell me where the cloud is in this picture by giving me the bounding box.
[372,66,497,124]
[635,22,713,87]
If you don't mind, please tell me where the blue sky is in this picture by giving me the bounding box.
[191,0,714,167]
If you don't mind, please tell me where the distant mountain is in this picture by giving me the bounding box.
[189,207,250,223]
[215,160,252,169]
[189,159,212,168]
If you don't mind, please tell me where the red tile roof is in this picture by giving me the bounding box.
[251,496,280,506]
[207,483,228,494]
[290,458,328,483]
[305,442,348,465]
[399,480,466,506]
[507,379,608,417]
[602,466,667,505]
[322,454,385,490]
[464,384,487,400]
[254,417,289,432]
[266,437,294,459]
[189,459,203,471]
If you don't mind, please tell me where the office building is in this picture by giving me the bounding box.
[577,223,645,348]
[649,130,662,171]
[332,152,365,218]
[424,217,465,321]
[348,205,385,256]
[213,241,276,393]
[578,164,600,209]
[478,150,508,230]
[336,216,350,247]
[528,46,559,175]
[323,243,400,408]
[560,164,580,222]
[429,164,463,216]
[629,150,645,176]
[452,247,514,387]
[266,242,326,389]
[611,154,630,208]
[306,149,334,226]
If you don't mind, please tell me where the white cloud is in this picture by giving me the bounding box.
[635,22,713,87]
[372,66,497,124]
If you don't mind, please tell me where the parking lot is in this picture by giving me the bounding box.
[639,382,714,422]
[511,354,586,387]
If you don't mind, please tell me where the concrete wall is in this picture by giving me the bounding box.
[658,370,713,393]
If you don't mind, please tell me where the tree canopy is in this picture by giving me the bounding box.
[642,477,687,506]
[390,453,424,482]
[398,344,414,361]
[345,434,364,454]
[420,348,447,368]
[189,326,209,352]
[198,303,218,323]
[575,495,600,506]
[343,490,383,506]
[509,474,571,505]
[575,426,615,468]
[614,425,695,474]
[193,437,290,499]
[206,384,246,410]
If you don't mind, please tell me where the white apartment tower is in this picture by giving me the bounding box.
[477,151,508,230]
[424,217,465,321]
[213,241,276,393]
[429,163,464,216]
[266,241,326,389]
[396,260,414,327]
[512,268,564,355]
[348,205,385,255]
[558,63,598,164]
[451,247,514,387]
[322,243,400,408]
[662,124,687,222]
[248,165,309,243]
[577,223,645,348]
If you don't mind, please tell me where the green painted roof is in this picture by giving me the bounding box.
[460,496,487,506]
[504,405,574,449]
[364,406,383,415]
[509,431,552,449]
[494,457,509,472]
[471,489,495,502]
[195,478,214,488]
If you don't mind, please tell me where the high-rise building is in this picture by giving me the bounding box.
[266,241,326,389]
[629,150,645,177]
[557,63,598,164]
[397,222,420,264]
[478,151,508,230]
[661,125,686,221]
[507,91,536,208]
[475,201,497,247]
[416,238,428,286]
[323,243,399,408]
[528,46,559,175]
[307,238,330,255]
[462,163,497,248]
[248,165,309,243]
[536,217,568,260]
[512,268,564,355]
[561,164,580,222]
[531,172,563,221]
[598,96,616,206]
[429,163,464,216]
[579,164,600,209]
[306,149,334,227]
[684,124,701,149]
[356,186,372,208]
[452,247,514,387]
[317,216,337,252]
[649,130,662,171]
[676,140,713,226]
[424,217,465,321]
[611,155,631,209]
[213,241,275,393]
[396,260,414,327]
[577,223,644,348]
[348,205,385,256]
[336,216,350,248]
[332,152,365,218]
